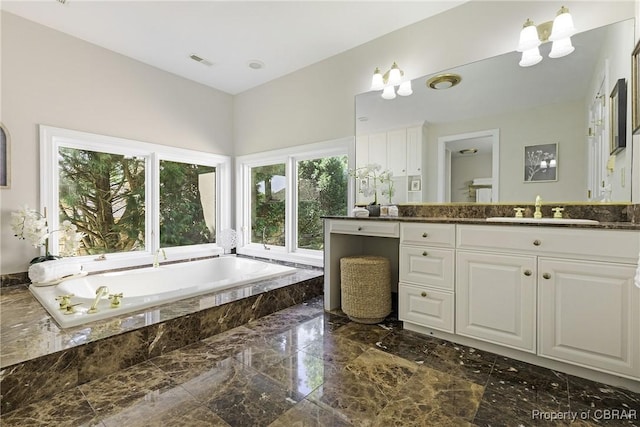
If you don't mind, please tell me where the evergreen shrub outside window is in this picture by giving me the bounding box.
[58,147,146,255]
[251,164,286,247]
[297,155,348,250]
[160,160,216,247]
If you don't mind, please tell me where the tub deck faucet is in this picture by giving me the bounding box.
[153,248,167,268]
[534,195,543,219]
[88,286,109,314]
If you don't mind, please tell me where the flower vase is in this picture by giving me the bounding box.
[30,254,61,264]
[366,203,381,217]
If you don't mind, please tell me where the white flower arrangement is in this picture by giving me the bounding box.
[11,206,84,262]
[349,164,395,205]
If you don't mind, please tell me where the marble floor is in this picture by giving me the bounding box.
[1,296,638,427]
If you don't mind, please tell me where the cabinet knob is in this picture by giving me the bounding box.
[357,226,362,231]
[543,273,551,279]
[421,291,427,297]
[524,270,532,276]
[533,240,541,246]
[422,251,428,256]
[422,232,428,238]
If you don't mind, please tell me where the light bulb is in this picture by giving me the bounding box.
[549,37,575,58]
[387,62,402,86]
[517,19,541,52]
[519,47,542,67]
[549,6,576,41]
[370,67,384,91]
[397,81,413,96]
[381,85,396,100]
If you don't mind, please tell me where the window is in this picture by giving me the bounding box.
[159,160,216,247]
[251,164,286,247]
[58,147,146,255]
[236,138,354,266]
[297,156,348,250]
[41,126,231,271]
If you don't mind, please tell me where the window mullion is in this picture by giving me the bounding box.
[150,153,159,253]
[286,157,296,254]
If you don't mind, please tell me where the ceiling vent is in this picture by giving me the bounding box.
[189,54,213,67]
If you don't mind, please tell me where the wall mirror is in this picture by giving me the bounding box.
[355,18,634,204]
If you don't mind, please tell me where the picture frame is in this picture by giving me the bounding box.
[633,40,640,135]
[410,178,421,191]
[0,123,10,189]
[524,143,557,182]
[609,78,627,154]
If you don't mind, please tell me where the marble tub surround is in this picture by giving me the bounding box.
[399,203,639,224]
[0,271,28,288]
[0,268,322,415]
[2,297,639,427]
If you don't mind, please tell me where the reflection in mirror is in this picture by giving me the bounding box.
[355,19,634,204]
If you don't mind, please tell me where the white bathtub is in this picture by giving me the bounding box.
[29,257,296,328]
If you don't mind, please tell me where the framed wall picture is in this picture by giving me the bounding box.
[632,40,640,135]
[524,143,557,182]
[0,123,9,189]
[410,178,421,191]
[609,78,627,154]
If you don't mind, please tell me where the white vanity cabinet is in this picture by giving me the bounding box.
[398,223,455,333]
[538,258,639,378]
[456,251,537,352]
[456,225,640,379]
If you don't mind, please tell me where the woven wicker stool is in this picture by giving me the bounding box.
[340,255,391,324]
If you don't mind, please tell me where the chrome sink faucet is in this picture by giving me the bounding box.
[88,286,109,314]
[153,248,167,268]
[534,195,543,219]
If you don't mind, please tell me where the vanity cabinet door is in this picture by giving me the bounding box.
[406,126,422,176]
[456,250,537,353]
[387,129,407,176]
[538,258,640,379]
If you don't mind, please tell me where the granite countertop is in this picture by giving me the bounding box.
[323,216,640,230]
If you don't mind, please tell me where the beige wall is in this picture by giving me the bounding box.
[1,12,233,273]
[427,101,587,203]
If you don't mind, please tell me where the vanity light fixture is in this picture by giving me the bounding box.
[370,62,412,100]
[517,6,576,67]
[426,73,462,90]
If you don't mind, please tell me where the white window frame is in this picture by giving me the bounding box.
[235,137,354,267]
[40,125,231,272]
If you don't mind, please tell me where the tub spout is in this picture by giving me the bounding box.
[153,249,167,268]
[87,285,109,314]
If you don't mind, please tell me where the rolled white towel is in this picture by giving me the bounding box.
[635,252,640,289]
[29,260,82,283]
[352,207,369,218]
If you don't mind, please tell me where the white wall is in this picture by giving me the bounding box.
[0,12,233,274]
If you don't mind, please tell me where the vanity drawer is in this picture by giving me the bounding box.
[400,246,454,290]
[457,225,640,263]
[399,283,454,333]
[400,223,455,248]
[328,220,399,238]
